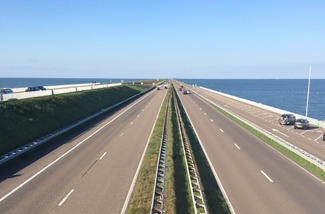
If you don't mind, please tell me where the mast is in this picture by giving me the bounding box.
[305,66,311,117]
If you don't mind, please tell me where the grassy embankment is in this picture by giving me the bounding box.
[174,88,231,213]
[127,89,193,213]
[0,85,150,156]
[212,104,325,181]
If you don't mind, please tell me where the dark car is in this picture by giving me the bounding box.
[294,119,309,129]
[0,88,13,94]
[278,114,296,125]
[25,86,46,92]
[323,132,325,141]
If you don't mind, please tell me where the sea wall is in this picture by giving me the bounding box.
[1,83,122,101]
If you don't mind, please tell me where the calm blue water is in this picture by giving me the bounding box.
[1,78,324,120]
[181,79,325,121]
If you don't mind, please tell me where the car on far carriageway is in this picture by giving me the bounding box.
[183,90,191,95]
[323,132,325,141]
[25,86,46,92]
[294,118,309,129]
[0,88,13,94]
[278,114,296,125]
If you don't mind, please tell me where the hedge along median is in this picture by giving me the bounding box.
[0,85,151,156]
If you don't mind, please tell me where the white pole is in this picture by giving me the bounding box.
[306,66,311,117]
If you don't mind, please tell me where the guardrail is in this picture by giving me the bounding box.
[150,94,170,213]
[173,87,207,214]
[0,86,155,165]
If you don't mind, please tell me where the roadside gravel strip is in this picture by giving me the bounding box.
[0,87,154,165]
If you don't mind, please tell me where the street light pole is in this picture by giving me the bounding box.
[305,66,311,117]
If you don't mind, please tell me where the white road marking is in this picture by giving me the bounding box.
[0,90,156,203]
[99,152,107,160]
[120,133,124,137]
[234,144,241,150]
[137,114,140,118]
[58,189,74,206]
[142,109,144,112]
[261,171,273,183]
[204,112,207,115]
[287,126,294,130]
[130,122,133,126]
[220,129,224,133]
[314,134,324,143]
[210,119,214,123]
[272,129,289,137]
[300,130,309,135]
[199,108,202,110]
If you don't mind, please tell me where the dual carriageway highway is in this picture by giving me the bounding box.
[0,80,324,213]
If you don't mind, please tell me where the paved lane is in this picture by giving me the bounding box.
[189,84,325,161]
[174,81,325,214]
[0,88,167,214]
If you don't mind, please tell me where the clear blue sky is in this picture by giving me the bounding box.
[1,0,324,79]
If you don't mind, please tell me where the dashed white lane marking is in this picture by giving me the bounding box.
[58,189,74,206]
[261,171,273,183]
[99,152,107,160]
[130,122,133,126]
[204,112,207,115]
[199,108,202,110]
[137,114,140,118]
[220,129,224,133]
[210,119,214,123]
[120,133,124,137]
[142,109,144,112]
[234,144,241,150]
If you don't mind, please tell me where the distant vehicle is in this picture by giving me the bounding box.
[323,132,325,141]
[25,86,46,92]
[183,90,191,95]
[157,86,161,90]
[179,87,182,91]
[0,88,13,94]
[164,84,168,89]
[278,114,296,125]
[294,118,309,129]
[0,88,13,101]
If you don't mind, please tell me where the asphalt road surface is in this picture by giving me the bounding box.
[0,88,167,214]
[174,80,325,214]
[190,83,325,161]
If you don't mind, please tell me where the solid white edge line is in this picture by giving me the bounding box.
[196,86,325,183]
[99,152,107,160]
[58,189,74,206]
[177,88,236,214]
[261,171,273,183]
[121,90,167,214]
[0,89,155,203]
